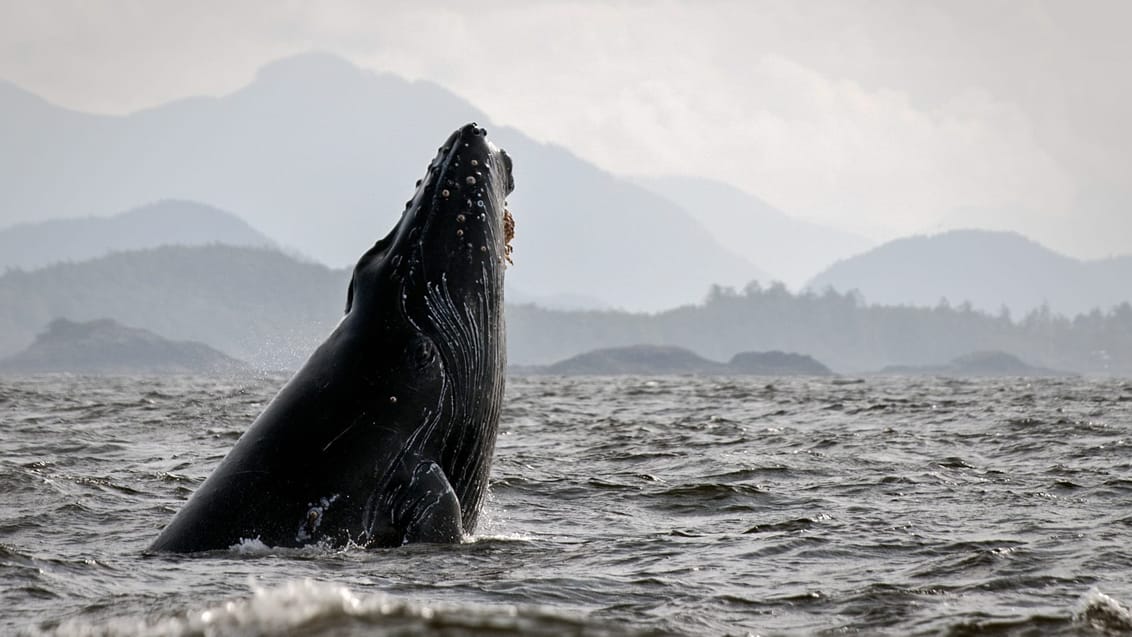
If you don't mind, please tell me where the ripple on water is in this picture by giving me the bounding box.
[1,374,1131,635]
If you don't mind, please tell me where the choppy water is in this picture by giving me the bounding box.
[2,374,1132,636]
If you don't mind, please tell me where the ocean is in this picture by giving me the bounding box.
[2,373,1131,636]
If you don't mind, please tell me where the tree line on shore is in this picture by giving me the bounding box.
[1,247,1129,374]
[508,282,1132,374]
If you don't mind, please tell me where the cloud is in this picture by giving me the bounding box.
[338,4,1074,242]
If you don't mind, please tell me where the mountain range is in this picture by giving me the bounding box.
[0,53,776,311]
[4,195,1127,323]
[807,229,1132,318]
[1,52,1128,316]
[0,199,274,271]
[0,245,1127,374]
[634,176,872,289]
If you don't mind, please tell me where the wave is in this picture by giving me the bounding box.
[1076,588,1132,634]
[33,579,655,637]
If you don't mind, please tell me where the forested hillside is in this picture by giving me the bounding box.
[808,230,1132,318]
[0,245,346,369]
[508,283,1132,374]
[3,247,1129,374]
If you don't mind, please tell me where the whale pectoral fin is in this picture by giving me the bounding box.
[400,461,464,544]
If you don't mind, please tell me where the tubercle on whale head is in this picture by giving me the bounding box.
[415,123,514,275]
[345,123,515,316]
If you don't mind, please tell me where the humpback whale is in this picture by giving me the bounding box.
[150,123,514,552]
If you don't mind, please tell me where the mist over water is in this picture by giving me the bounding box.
[2,373,1132,635]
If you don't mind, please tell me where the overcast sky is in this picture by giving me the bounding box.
[2,0,1129,258]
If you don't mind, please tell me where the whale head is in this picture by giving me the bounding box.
[344,123,514,537]
[347,122,514,318]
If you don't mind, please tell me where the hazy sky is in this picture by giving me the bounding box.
[2,0,1129,258]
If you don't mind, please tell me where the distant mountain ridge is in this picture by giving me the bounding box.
[0,52,763,311]
[806,229,1132,318]
[0,244,1127,374]
[0,200,276,271]
[634,176,873,289]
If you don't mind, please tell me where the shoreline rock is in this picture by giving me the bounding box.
[0,318,249,375]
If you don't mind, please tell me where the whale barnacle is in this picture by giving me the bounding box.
[503,208,515,265]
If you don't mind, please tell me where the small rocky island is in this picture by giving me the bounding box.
[0,318,247,375]
[524,344,832,376]
[878,350,1073,377]
[728,350,833,376]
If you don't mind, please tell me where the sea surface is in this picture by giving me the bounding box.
[2,373,1132,636]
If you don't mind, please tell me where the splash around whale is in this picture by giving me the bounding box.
[149,123,515,552]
